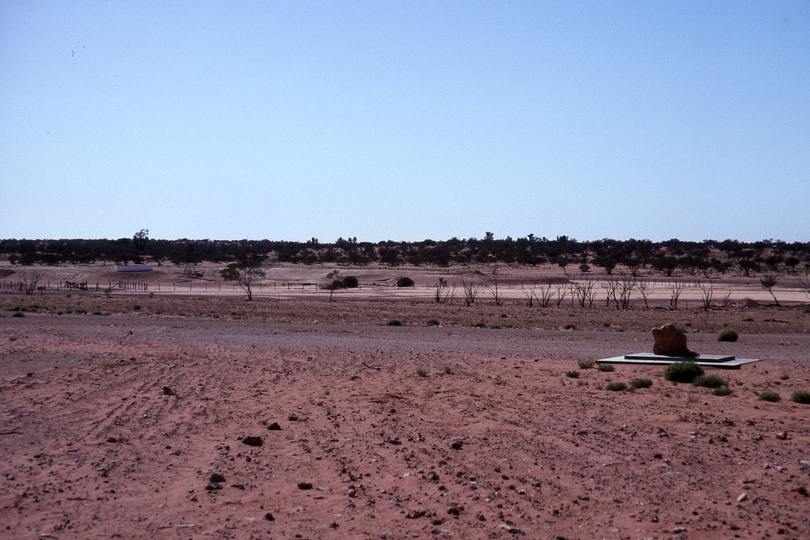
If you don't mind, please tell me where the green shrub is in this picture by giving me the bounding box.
[758,391,781,402]
[565,370,580,378]
[577,358,596,369]
[396,276,415,288]
[717,327,738,342]
[425,318,440,326]
[780,374,789,381]
[416,368,429,378]
[11,312,24,317]
[606,381,627,391]
[74,308,87,314]
[630,378,653,389]
[664,361,704,383]
[386,319,403,326]
[790,390,810,404]
[443,366,454,374]
[693,374,726,388]
[471,321,487,328]
[597,363,615,372]
[563,323,576,330]
[341,276,359,289]
[712,387,733,396]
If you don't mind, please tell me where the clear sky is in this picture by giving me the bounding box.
[1,1,808,243]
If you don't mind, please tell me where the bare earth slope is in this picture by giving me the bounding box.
[1,299,809,539]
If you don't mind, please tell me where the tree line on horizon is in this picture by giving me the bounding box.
[1,234,809,277]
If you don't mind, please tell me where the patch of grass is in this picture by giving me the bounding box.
[606,381,627,391]
[664,361,704,383]
[386,319,403,326]
[11,312,24,317]
[416,368,429,378]
[425,318,440,327]
[565,370,580,379]
[92,311,103,316]
[563,323,576,330]
[577,358,596,369]
[790,390,810,404]
[780,374,789,381]
[758,391,781,403]
[693,374,727,389]
[443,366,453,375]
[488,323,513,329]
[712,387,733,396]
[597,363,615,372]
[471,321,487,328]
[630,378,653,389]
[74,308,87,314]
[717,327,738,342]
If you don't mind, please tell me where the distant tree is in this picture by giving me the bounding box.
[221,258,266,301]
[784,256,800,274]
[759,273,780,306]
[133,229,149,251]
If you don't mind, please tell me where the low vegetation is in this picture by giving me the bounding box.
[664,361,704,383]
[597,363,615,372]
[790,390,810,404]
[577,358,596,369]
[424,318,440,326]
[565,370,580,378]
[396,276,415,288]
[386,319,403,326]
[693,374,727,388]
[606,381,627,391]
[758,391,781,402]
[717,327,738,342]
[630,378,653,389]
[712,387,734,396]
[416,368,429,378]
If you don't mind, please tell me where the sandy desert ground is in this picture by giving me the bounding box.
[1,265,810,539]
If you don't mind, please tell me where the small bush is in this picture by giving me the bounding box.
[712,387,733,396]
[565,370,580,378]
[11,312,24,318]
[563,323,576,330]
[416,368,429,378]
[758,391,781,402]
[443,366,454,374]
[471,321,487,328]
[578,358,596,369]
[425,318,440,327]
[790,390,810,404]
[606,381,627,391]
[664,361,704,383]
[74,308,87,314]
[693,374,727,388]
[717,327,738,342]
[396,276,415,288]
[341,276,359,289]
[630,378,653,389]
[597,363,615,372]
[386,319,403,326]
[780,374,789,381]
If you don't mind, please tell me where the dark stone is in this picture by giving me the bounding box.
[652,324,698,356]
[209,473,225,483]
[451,441,463,450]
[406,510,426,519]
[242,436,262,447]
[297,482,313,490]
[204,483,222,491]
[447,503,464,516]
[267,422,281,431]
[263,512,274,521]
[288,413,299,422]
[162,386,175,396]
[106,437,118,443]
[329,522,339,528]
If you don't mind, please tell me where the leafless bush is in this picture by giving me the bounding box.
[536,283,553,308]
[573,279,596,308]
[759,273,780,306]
[800,276,810,300]
[601,278,618,308]
[486,268,503,306]
[18,270,42,295]
[461,278,483,306]
[521,286,536,307]
[554,283,569,307]
[668,279,686,310]
[434,278,452,303]
[698,280,714,311]
[617,274,635,309]
[636,279,651,310]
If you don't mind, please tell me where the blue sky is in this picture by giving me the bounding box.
[1,1,808,243]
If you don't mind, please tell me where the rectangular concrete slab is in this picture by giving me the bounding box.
[597,354,760,369]
[625,353,736,362]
